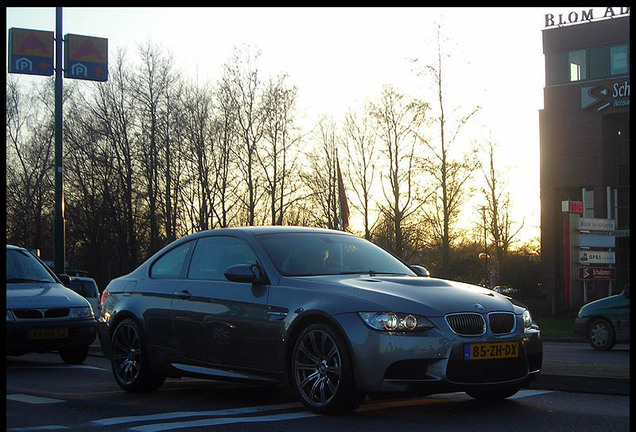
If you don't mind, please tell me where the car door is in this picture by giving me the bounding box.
[171,235,274,370]
[616,285,630,340]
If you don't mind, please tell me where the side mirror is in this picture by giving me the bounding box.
[58,274,72,287]
[224,264,267,285]
[411,265,430,277]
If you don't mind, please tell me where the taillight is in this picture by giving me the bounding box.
[99,288,110,312]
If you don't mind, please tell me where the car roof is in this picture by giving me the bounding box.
[192,226,352,237]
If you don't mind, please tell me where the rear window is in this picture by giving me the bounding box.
[69,280,99,298]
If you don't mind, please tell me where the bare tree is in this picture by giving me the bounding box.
[370,85,428,259]
[342,103,378,240]
[481,137,525,284]
[302,116,340,229]
[221,45,266,226]
[6,77,55,252]
[259,74,302,225]
[413,23,481,277]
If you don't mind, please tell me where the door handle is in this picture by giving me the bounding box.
[175,290,192,300]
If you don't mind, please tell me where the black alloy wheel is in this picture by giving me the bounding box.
[292,323,364,414]
[110,318,165,392]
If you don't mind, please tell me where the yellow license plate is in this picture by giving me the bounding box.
[28,328,68,340]
[464,342,519,360]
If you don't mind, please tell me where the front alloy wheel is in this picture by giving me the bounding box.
[110,318,165,392]
[292,323,363,414]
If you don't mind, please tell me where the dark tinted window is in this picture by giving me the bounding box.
[187,236,257,281]
[257,232,414,277]
[69,280,99,298]
[150,241,194,279]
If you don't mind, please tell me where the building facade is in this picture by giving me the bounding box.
[540,11,630,315]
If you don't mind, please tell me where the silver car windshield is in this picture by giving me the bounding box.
[257,232,415,277]
[6,249,57,285]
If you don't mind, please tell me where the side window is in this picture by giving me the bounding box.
[150,241,194,279]
[188,236,257,281]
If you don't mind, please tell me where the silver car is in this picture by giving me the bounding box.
[6,245,97,364]
[98,226,542,414]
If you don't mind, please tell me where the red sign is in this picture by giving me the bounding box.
[579,267,616,280]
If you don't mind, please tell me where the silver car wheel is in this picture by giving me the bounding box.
[588,319,615,351]
[294,327,342,407]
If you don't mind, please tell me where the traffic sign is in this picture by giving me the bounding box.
[8,28,54,76]
[64,34,108,81]
[579,267,616,280]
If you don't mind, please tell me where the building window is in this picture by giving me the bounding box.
[569,50,587,82]
[610,44,629,76]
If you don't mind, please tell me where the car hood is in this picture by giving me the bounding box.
[287,275,518,316]
[579,293,621,316]
[6,282,90,309]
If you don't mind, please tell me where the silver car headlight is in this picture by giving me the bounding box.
[358,312,435,332]
[522,309,533,329]
[69,306,94,319]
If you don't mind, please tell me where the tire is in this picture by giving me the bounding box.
[291,323,364,414]
[110,318,165,392]
[466,384,522,401]
[59,345,89,364]
[588,318,616,351]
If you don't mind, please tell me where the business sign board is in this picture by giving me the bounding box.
[8,28,54,76]
[579,234,616,248]
[579,250,615,264]
[578,218,615,232]
[64,34,108,81]
[579,267,616,280]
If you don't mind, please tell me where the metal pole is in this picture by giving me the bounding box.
[53,7,65,275]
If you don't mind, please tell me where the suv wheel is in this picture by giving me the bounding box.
[59,345,89,364]
[588,318,616,351]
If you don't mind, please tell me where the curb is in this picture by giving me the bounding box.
[530,373,630,396]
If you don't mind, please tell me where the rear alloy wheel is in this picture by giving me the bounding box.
[110,318,165,392]
[292,323,364,414]
[59,345,89,364]
[588,318,616,351]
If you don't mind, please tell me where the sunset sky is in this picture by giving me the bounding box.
[7,7,603,244]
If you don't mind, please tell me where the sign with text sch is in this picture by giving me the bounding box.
[8,28,54,76]
[579,267,616,280]
[64,34,108,81]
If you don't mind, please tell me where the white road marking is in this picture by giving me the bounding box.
[509,389,554,399]
[6,394,66,404]
[130,411,320,432]
[92,402,302,426]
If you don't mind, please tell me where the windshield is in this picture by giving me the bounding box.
[257,232,415,277]
[6,249,57,285]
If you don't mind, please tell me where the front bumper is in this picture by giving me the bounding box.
[335,313,542,395]
[6,318,97,356]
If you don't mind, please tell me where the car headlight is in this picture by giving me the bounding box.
[69,306,94,319]
[358,312,435,332]
[522,309,533,329]
[7,310,15,321]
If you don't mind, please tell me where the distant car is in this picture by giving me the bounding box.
[575,285,630,350]
[98,226,542,414]
[6,245,97,364]
[68,276,100,319]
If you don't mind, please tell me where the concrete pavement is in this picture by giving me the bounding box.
[89,337,630,396]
